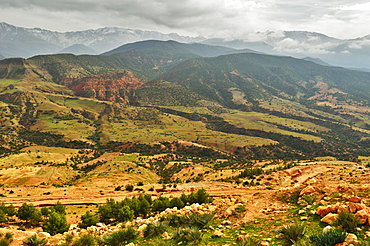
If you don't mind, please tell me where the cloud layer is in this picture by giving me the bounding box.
[1,0,369,39]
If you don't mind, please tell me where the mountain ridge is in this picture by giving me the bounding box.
[1,22,370,69]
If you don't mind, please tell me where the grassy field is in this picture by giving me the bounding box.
[31,115,95,141]
[221,110,324,142]
[100,112,275,151]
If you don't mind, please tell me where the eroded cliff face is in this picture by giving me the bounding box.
[67,71,144,103]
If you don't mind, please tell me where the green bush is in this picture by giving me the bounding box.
[172,226,203,245]
[180,213,214,229]
[0,232,13,246]
[334,210,359,233]
[143,221,168,238]
[302,195,317,205]
[43,211,69,235]
[236,237,261,246]
[309,229,347,246]
[104,227,138,246]
[79,211,99,229]
[277,222,306,245]
[17,203,43,226]
[23,234,48,246]
[125,184,134,192]
[72,233,98,246]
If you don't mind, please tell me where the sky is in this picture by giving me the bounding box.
[1,0,370,39]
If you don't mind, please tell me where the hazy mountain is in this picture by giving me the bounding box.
[0,53,4,60]
[1,22,370,69]
[58,44,98,55]
[102,39,256,57]
[204,31,370,70]
[0,22,204,57]
[302,57,332,66]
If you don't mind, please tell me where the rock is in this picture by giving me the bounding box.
[330,203,340,213]
[347,203,357,213]
[317,206,332,217]
[261,241,269,246]
[162,232,171,240]
[355,203,366,211]
[321,213,338,224]
[212,230,224,238]
[300,216,308,220]
[221,220,232,225]
[96,223,104,227]
[125,243,135,246]
[38,232,51,237]
[338,205,349,213]
[345,233,358,244]
[300,186,316,196]
[355,208,370,224]
[335,243,349,246]
[323,226,332,232]
[298,210,305,215]
[348,196,362,203]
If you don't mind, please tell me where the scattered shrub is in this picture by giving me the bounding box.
[277,222,306,245]
[302,195,317,205]
[172,226,203,245]
[143,221,168,238]
[72,233,98,246]
[23,234,48,246]
[125,184,134,192]
[79,211,99,229]
[104,227,138,246]
[309,229,346,246]
[334,210,359,233]
[236,237,261,246]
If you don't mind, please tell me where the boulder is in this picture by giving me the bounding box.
[212,230,224,238]
[345,233,358,244]
[355,203,366,211]
[355,208,370,224]
[347,202,357,213]
[338,204,349,213]
[348,196,362,203]
[261,241,269,246]
[38,232,51,238]
[300,186,316,196]
[317,206,332,217]
[162,232,171,240]
[321,213,338,224]
[323,226,332,232]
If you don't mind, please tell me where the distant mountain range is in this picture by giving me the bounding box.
[1,22,370,70]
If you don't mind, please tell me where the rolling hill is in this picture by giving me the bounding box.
[0,40,370,160]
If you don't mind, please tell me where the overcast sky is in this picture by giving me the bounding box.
[1,0,370,39]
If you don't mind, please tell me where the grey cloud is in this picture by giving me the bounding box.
[0,0,369,39]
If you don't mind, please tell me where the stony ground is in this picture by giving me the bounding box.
[1,160,370,245]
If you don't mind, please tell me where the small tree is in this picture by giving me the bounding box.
[80,211,99,229]
[53,201,66,215]
[170,197,184,209]
[43,211,69,235]
[117,206,134,222]
[17,203,43,226]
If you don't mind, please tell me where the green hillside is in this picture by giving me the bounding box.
[0,41,370,160]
